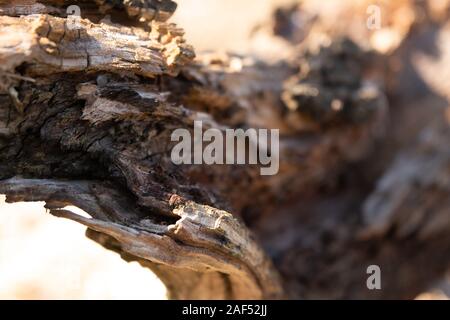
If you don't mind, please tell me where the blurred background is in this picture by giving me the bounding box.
[172,0,292,54]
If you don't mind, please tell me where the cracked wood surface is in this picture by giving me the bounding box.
[0,178,284,299]
[0,0,450,299]
[0,0,178,22]
[0,14,194,77]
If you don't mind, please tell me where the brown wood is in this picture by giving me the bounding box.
[1,0,449,299]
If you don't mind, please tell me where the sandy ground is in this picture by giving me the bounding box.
[0,196,167,299]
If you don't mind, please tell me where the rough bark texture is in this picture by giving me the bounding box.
[1,0,450,299]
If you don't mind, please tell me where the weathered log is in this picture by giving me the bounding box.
[0,0,178,23]
[1,0,449,299]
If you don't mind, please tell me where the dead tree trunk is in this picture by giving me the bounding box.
[1,0,449,299]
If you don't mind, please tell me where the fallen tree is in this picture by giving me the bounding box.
[0,0,449,299]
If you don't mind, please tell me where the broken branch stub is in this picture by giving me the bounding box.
[0,178,285,299]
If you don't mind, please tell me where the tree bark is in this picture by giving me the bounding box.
[1,0,449,299]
